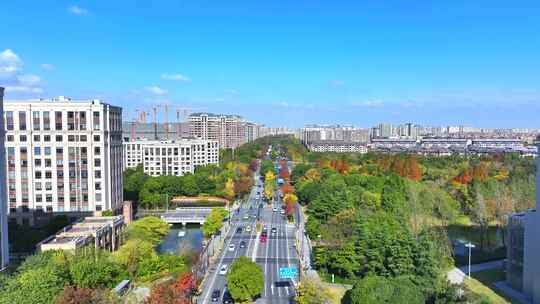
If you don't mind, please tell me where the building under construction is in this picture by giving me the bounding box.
[122,122,190,141]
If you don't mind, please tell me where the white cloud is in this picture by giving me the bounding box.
[0,49,44,95]
[277,101,289,107]
[18,74,41,86]
[68,5,88,15]
[330,80,345,87]
[215,97,225,102]
[161,73,190,82]
[0,49,22,74]
[5,86,43,93]
[40,63,54,70]
[351,100,384,108]
[145,86,167,95]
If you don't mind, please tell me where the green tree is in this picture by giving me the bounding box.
[69,252,121,288]
[123,165,148,202]
[296,277,332,304]
[202,208,228,238]
[125,216,170,245]
[139,178,163,209]
[226,256,264,302]
[181,174,199,196]
[342,276,424,304]
[114,239,158,278]
[0,265,69,304]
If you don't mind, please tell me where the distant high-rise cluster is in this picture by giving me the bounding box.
[300,123,539,156]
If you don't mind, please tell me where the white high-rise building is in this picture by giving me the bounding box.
[4,96,123,222]
[123,139,219,176]
[0,88,9,268]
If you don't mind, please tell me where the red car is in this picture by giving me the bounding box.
[260,234,267,243]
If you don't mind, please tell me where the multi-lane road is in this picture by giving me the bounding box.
[199,168,300,304]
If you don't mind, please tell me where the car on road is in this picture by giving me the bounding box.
[219,265,228,275]
[272,207,277,212]
[245,226,251,232]
[236,227,243,233]
[239,241,246,248]
[228,244,235,251]
[243,214,249,220]
[260,234,267,243]
[211,289,221,302]
[222,290,234,304]
[280,209,285,215]
[271,227,277,234]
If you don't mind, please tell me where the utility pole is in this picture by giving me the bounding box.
[465,242,476,277]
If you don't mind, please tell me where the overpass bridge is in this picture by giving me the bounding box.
[160,208,213,225]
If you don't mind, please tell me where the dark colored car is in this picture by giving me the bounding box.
[211,289,221,302]
[239,241,246,248]
[271,227,277,234]
[236,227,243,233]
[223,290,234,304]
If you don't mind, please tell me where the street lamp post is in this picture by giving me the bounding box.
[465,242,476,277]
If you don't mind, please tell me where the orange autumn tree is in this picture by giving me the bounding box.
[281,183,294,195]
[283,193,298,216]
[148,272,196,304]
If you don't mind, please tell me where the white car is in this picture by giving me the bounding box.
[245,226,252,232]
[228,244,235,251]
[272,207,277,212]
[280,209,285,215]
[219,264,228,275]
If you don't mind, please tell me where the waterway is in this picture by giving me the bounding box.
[157,223,204,255]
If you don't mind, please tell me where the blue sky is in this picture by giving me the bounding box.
[1,0,539,128]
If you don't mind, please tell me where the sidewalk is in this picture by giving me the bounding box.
[447,260,504,285]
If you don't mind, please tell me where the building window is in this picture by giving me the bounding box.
[44,135,51,142]
[96,193,102,202]
[6,135,13,142]
[43,111,50,130]
[80,135,87,142]
[94,159,101,167]
[35,171,42,179]
[94,147,101,155]
[33,111,40,130]
[45,182,52,190]
[34,159,41,167]
[93,111,100,130]
[46,194,52,203]
[5,111,14,130]
[95,170,101,179]
[19,111,27,130]
[36,194,42,202]
[45,171,52,179]
[95,182,101,190]
[46,205,53,212]
[68,135,75,142]
[55,111,62,130]
[33,135,40,142]
[20,135,27,142]
[93,135,100,142]
[35,182,42,190]
[56,135,63,142]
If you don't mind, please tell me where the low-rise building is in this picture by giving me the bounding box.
[123,139,219,176]
[307,141,368,153]
[39,215,124,252]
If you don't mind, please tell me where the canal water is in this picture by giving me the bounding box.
[157,223,204,255]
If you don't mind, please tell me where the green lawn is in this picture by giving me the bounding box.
[468,269,520,304]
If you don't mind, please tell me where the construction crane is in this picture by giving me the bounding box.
[152,106,158,140]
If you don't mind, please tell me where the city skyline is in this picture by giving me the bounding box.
[1,1,540,128]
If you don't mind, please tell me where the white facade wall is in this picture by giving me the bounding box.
[123,139,219,176]
[0,88,9,268]
[4,97,123,216]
